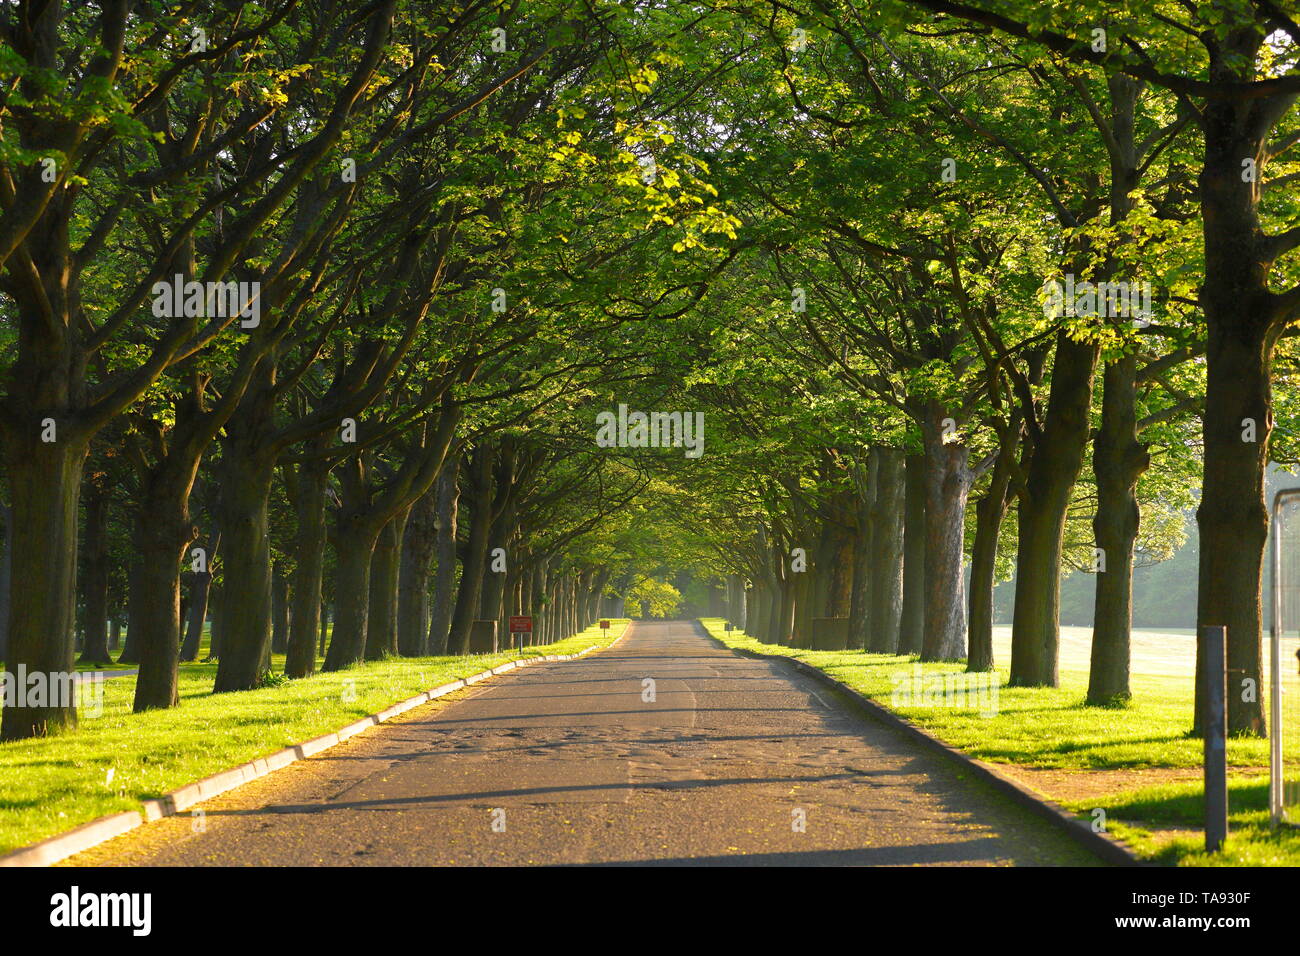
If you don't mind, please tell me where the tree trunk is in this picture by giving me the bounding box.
[206,585,223,660]
[921,407,971,662]
[213,440,276,692]
[427,458,460,655]
[286,457,328,678]
[397,487,438,656]
[1088,356,1149,702]
[78,482,112,665]
[1193,91,1276,736]
[127,484,196,711]
[324,525,379,670]
[0,435,89,740]
[867,448,905,653]
[180,546,214,665]
[365,509,406,660]
[968,428,1017,673]
[899,454,927,655]
[271,564,290,655]
[1009,333,1099,686]
[0,504,10,663]
[447,448,492,655]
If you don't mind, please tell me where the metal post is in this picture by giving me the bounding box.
[1202,624,1228,853]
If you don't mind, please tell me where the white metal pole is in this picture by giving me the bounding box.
[1270,491,1297,826]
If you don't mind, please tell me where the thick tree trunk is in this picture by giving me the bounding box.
[899,454,927,655]
[1009,333,1099,686]
[447,449,492,655]
[427,459,460,655]
[0,435,90,740]
[397,487,437,656]
[1088,356,1149,702]
[78,482,112,665]
[365,510,406,660]
[286,457,328,678]
[128,495,195,710]
[1193,92,1275,736]
[921,408,971,662]
[749,583,767,640]
[127,548,183,711]
[324,526,379,670]
[867,448,905,653]
[213,442,276,692]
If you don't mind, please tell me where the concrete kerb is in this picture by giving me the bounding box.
[698,622,1141,867]
[0,622,631,867]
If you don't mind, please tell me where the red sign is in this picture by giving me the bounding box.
[599,619,611,629]
[509,616,533,633]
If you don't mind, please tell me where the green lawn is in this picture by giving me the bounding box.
[700,618,1300,866]
[0,620,628,856]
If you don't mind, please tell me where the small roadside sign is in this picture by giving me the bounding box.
[509,616,533,633]
[599,619,611,630]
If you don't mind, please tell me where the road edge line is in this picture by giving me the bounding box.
[698,622,1141,867]
[0,622,631,868]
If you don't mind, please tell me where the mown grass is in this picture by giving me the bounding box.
[700,618,1300,866]
[0,620,628,856]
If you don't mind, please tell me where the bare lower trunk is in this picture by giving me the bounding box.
[899,454,926,655]
[1193,95,1275,736]
[128,546,184,711]
[286,460,327,678]
[0,436,89,740]
[968,428,1017,673]
[447,450,492,655]
[427,460,460,655]
[867,448,905,653]
[271,564,290,655]
[180,553,213,664]
[78,483,112,665]
[213,444,275,692]
[1088,357,1148,702]
[921,408,970,662]
[365,510,406,660]
[397,487,437,656]
[324,527,379,670]
[1009,334,1098,686]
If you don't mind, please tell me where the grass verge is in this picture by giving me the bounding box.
[700,617,1300,866]
[0,620,627,856]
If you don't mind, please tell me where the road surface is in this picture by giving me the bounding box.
[68,620,1101,866]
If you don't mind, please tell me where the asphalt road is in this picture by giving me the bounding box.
[69,620,1101,866]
